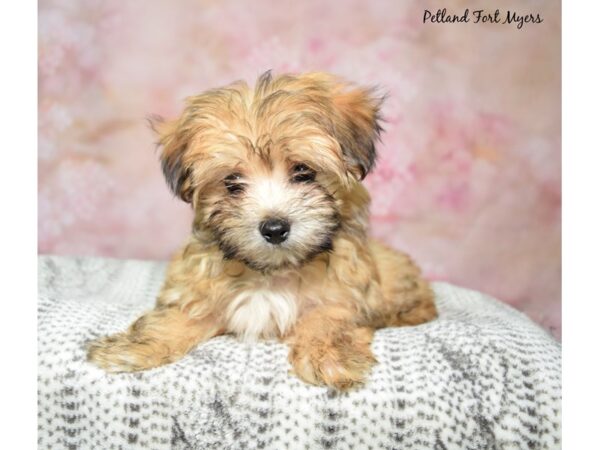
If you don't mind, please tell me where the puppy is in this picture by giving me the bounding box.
[87,72,437,389]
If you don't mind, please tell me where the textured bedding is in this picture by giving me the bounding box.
[38,255,561,449]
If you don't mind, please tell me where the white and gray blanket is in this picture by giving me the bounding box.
[38,255,561,449]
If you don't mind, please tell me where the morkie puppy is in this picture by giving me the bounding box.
[87,72,437,389]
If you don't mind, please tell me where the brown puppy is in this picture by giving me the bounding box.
[87,72,437,389]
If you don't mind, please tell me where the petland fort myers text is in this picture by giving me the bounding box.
[423,8,543,29]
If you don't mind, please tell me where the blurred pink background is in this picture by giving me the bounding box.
[38,0,561,338]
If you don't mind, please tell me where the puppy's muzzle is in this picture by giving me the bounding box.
[259,218,290,245]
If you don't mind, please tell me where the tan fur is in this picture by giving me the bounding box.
[88,72,437,390]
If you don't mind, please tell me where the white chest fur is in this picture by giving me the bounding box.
[225,277,298,341]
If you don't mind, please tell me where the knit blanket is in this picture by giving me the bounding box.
[38,255,561,449]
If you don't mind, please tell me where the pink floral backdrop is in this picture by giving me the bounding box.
[38,0,561,338]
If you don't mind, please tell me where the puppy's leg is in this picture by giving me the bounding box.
[87,306,220,372]
[370,240,438,327]
[288,306,377,390]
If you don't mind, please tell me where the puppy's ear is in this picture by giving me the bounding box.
[148,115,194,203]
[329,84,384,180]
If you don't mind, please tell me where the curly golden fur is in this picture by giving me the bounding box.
[87,72,437,389]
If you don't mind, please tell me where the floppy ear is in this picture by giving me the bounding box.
[329,82,384,180]
[148,115,194,203]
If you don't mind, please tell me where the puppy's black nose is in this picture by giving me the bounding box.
[259,218,290,245]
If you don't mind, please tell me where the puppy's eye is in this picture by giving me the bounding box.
[291,164,316,183]
[224,173,244,195]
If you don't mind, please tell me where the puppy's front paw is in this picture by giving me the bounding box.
[289,327,377,390]
[87,333,170,373]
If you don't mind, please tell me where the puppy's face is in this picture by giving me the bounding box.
[152,72,382,272]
